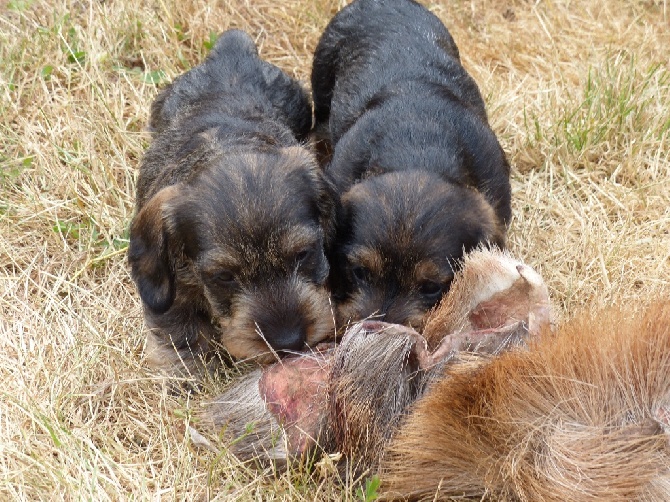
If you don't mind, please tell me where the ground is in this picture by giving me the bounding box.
[1,0,669,499]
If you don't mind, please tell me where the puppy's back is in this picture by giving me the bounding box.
[312,0,511,226]
[136,30,313,208]
[312,0,485,137]
[150,30,311,140]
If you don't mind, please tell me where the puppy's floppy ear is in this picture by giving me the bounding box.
[128,185,181,314]
[282,145,338,248]
[316,170,338,250]
[466,190,507,252]
[327,188,358,299]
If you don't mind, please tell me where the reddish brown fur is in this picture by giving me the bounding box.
[195,249,668,500]
[382,302,670,501]
[422,248,550,351]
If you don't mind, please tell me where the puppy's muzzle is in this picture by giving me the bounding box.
[258,317,307,352]
[225,273,334,361]
[250,280,316,352]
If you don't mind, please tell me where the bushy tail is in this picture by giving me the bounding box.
[382,302,670,501]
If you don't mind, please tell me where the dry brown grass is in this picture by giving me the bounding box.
[0,0,668,499]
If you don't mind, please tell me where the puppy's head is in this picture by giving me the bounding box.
[332,170,505,330]
[129,146,336,362]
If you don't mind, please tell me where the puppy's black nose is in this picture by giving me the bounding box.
[268,327,306,352]
[260,322,306,351]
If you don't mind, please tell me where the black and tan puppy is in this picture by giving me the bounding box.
[129,30,335,379]
[311,0,512,329]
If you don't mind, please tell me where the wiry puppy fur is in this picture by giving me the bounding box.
[129,30,336,379]
[311,0,511,329]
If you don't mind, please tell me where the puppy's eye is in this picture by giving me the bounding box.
[352,265,368,283]
[213,270,236,285]
[295,249,311,264]
[419,280,442,298]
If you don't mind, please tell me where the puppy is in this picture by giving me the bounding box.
[311,0,512,329]
[129,30,335,379]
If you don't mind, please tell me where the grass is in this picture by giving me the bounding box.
[1,0,668,499]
